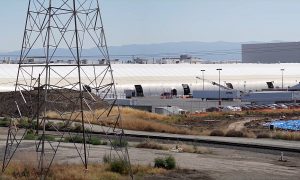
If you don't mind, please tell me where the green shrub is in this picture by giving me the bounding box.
[65,136,108,145]
[111,139,128,148]
[38,135,55,141]
[225,130,244,137]
[18,119,31,128]
[45,122,55,130]
[0,118,10,127]
[109,159,128,174]
[165,156,176,170]
[154,155,176,170]
[56,122,66,129]
[24,132,36,140]
[210,130,225,136]
[154,157,165,168]
[65,136,83,143]
[31,121,39,129]
[88,136,101,145]
[85,127,92,133]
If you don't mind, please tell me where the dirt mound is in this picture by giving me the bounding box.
[0,89,108,117]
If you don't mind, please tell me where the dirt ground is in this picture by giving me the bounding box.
[0,127,299,180]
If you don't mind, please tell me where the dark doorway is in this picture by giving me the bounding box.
[182,84,191,95]
[134,85,144,97]
[171,89,177,96]
[266,82,274,89]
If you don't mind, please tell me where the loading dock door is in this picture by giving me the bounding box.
[182,84,191,95]
[134,85,144,97]
[266,82,274,89]
[171,89,177,96]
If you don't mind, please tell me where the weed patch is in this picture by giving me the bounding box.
[154,156,176,170]
[225,130,244,137]
[210,129,225,136]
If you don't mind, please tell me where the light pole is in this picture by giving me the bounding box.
[201,69,205,91]
[281,69,285,89]
[216,68,222,108]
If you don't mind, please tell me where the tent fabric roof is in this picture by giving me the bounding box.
[0,63,299,93]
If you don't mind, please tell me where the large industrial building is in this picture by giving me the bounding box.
[0,63,299,94]
[242,42,300,63]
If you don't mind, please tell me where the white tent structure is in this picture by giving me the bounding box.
[0,63,299,96]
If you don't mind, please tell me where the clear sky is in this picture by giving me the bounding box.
[1,0,300,52]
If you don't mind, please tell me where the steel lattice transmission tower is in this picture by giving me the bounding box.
[2,0,131,178]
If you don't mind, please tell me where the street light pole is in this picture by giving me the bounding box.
[216,68,222,108]
[201,69,205,91]
[281,69,285,90]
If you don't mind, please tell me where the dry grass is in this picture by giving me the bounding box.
[256,133,272,139]
[244,109,300,118]
[120,107,170,121]
[0,163,167,180]
[46,107,194,135]
[120,118,190,134]
[208,127,256,138]
[225,130,244,137]
[136,140,169,150]
[271,131,300,141]
[179,144,212,154]
[209,127,300,141]
[136,140,211,154]
[191,108,300,119]
[131,164,167,176]
[210,129,225,136]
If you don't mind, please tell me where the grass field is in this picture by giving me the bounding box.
[42,107,300,141]
[46,107,194,135]
[0,162,167,180]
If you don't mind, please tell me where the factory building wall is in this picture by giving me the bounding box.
[242,42,300,63]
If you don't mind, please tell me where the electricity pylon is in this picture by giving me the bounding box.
[2,0,131,178]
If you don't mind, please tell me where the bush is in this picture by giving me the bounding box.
[272,132,300,141]
[0,118,10,127]
[65,136,83,143]
[18,118,32,128]
[109,159,128,174]
[45,122,55,130]
[210,130,225,136]
[256,133,271,139]
[154,155,176,170]
[56,122,66,130]
[111,139,128,148]
[136,140,166,150]
[154,158,165,168]
[65,136,108,145]
[87,136,102,145]
[24,132,36,140]
[225,130,244,137]
[165,156,176,170]
[38,135,56,141]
